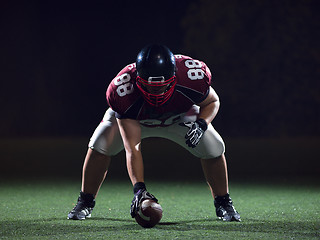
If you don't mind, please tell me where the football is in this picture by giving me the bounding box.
[135,199,163,228]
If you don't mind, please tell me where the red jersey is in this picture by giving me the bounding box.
[106,55,212,127]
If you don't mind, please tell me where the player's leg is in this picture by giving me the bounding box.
[200,154,228,197]
[81,148,111,197]
[68,108,124,220]
[68,148,111,220]
[156,106,240,221]
[200,154,240,221]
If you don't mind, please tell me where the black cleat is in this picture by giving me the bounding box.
[67,192,95,220]
[214,194,241,222]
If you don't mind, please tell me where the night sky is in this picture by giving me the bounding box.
[1,0,319,138]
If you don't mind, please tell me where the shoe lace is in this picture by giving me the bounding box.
[223,201,237,213]
[73,198,94,212]
[215,194,237,213]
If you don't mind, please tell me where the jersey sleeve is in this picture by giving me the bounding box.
[174,55,212,104]
[106,63,141,117]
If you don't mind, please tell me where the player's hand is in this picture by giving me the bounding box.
[130,189,158,218]
[180,119,208,148]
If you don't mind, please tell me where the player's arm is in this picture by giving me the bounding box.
[116,118,144,185]
[197,86,220,124]
[116,118,158,217]
[180,86,220,148]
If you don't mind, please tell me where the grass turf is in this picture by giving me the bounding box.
[0,179,319,239]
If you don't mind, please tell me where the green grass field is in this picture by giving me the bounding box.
[0,179,319,240]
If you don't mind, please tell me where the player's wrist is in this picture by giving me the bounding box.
[133,182,146,194]
[196,118,208,131]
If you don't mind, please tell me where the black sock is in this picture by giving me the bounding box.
[79,191,95,205]
[214,193,230,204]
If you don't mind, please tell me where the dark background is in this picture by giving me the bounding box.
[0,0,319,181]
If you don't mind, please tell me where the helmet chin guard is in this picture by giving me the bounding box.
[136,75,176,107]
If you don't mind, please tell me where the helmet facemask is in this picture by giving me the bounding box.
[136,75,177,107]
[135,44,176,107]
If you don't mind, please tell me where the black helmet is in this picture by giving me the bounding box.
[136,44,177,107]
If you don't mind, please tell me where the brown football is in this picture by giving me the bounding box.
[135,199,163,228]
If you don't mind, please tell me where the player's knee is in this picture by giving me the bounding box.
[215,139,225,158]
[88,112,124,156]
[207,138,225,159]
[200,129,225,159]
[88,137,122,157]
[88,144,109,156]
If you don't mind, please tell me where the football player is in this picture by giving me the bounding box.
[68,44,241,222]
